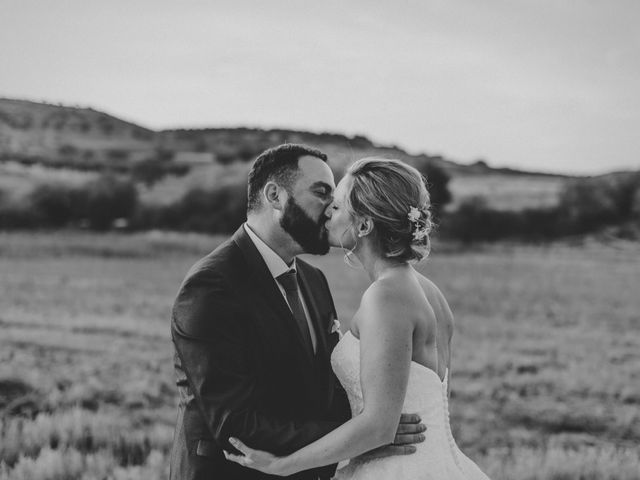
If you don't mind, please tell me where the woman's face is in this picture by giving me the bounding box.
[325,175,358,250]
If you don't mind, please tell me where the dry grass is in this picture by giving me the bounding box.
[0,163,96,200]
[448,174,566,211]
[0,232,638,479]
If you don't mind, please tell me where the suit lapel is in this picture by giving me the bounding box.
[232,227,315,367]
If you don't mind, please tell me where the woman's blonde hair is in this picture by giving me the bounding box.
[345,157,433,262]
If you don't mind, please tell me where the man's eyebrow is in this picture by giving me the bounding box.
[310,181,334,192]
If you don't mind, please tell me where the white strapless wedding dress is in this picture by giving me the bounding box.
[330,332,490,480]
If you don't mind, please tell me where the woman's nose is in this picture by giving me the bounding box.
[324,204,334,218]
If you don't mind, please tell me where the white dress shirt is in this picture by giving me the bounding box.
[243,223,317,352]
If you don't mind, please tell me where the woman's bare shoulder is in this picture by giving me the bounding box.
[416,274,454,330]
[356,276,434,329]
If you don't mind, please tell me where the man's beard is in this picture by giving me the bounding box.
[280,196,330,255]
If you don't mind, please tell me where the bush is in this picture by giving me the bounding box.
[0,205,41,230]
[442,172,640,243]
[174,182,247,233]
[130,181,247,234]
[442,197,513,243]
[131,159,166,187]
[82,175,138,230]
[131,158,190,187]
[28,184,85,227]
[412,158,452,221]
[26,175,138,230]
[557,172,640,234]
[0,190,39,229]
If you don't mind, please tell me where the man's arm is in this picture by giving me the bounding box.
[172,273,340,455]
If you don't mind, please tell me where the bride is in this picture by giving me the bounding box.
[225,158,490,479]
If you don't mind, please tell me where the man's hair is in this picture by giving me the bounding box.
[247,143,328,212]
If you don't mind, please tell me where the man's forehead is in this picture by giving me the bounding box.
[296,156,335,187]
[335,176,350,194]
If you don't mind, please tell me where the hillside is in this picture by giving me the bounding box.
[0,98,468,174]
[0,98,155,167]
[0,97,566,176]
[0,97,572,210]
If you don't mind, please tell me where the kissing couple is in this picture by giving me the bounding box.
[170,144,491,480]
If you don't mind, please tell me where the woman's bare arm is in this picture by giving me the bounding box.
[226,282,424,476]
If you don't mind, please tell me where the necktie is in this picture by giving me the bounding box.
[277,270,314,356]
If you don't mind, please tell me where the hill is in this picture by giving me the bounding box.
[0,97,564,175]
[0,97,571,210]
[0,98,155,167]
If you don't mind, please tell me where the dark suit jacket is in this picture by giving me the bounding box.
[170,226,351,480]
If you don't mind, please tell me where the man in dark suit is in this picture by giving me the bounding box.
[170,144,423,480]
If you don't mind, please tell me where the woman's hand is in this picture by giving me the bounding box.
[224,437,292,476]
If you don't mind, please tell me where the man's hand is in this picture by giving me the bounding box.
[353,413,426,461]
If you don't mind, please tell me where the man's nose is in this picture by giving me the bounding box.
[324,204,333,218]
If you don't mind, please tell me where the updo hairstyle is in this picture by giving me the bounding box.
[345,157,433,262]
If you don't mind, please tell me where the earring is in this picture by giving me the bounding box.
[338,229,363,270]
[343,245,362,270]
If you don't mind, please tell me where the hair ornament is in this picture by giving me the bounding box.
[408,206,429,242]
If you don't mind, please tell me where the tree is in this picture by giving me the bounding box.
[412,158,452,221]
[131,158,167,186]
[176,182,247,233]
[83,175,138,230]
[28,183,83,227]
[557,173,640,234]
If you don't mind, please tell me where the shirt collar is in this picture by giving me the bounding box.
[243,223,296,279]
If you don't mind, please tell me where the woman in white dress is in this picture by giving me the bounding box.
[225,158,490,480]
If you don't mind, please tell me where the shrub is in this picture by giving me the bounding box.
[175,182,247,233]
[412,158,452,221]
[25,176,138,230]
[131,159,167,187]
[83,175,138,230]
[0,205,40,230]
[27,183,85,227]
[57,144,78,158]
[441,172,640,242]
[557,172,640,234]
[106,150,129,162]
[130,180,247,234]
[443,197,517,243]
[0,189,40,229]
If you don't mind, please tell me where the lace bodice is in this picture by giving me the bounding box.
[331,331,457,452]
[330,331,490,480]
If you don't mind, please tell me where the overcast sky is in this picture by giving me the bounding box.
[1,0,638,174]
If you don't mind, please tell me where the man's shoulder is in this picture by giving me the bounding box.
[181,236,245,285]
[172,237,245,316]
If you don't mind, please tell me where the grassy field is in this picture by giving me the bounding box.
[0,232,639,479]
[448,173,566,211]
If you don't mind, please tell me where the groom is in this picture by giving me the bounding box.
[170,144,424,480]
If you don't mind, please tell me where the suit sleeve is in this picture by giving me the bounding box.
[171,272,341,456]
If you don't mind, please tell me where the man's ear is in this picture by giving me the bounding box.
[263,182,285,211]
[357,217,373,237]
